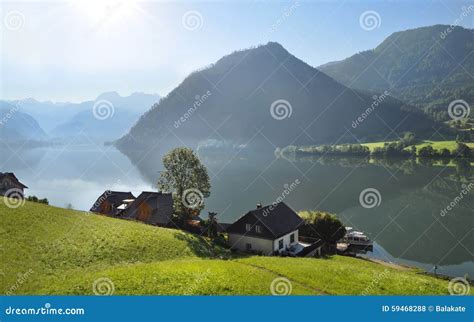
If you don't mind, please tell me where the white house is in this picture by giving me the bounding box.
[226,202,305,255]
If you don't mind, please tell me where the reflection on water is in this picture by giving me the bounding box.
[1,144,472,278]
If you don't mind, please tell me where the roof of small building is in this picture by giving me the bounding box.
[227,202,304,239]
[121,191,172,215]
[0,172,28,189]
[90,191,135,212]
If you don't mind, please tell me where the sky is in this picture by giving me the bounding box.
[1,0,473,102]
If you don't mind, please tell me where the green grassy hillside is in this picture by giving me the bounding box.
[1,199,467,295]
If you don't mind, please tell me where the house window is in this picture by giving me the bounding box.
[245,224,251,232]
[246,243,252,250]
[255,225,262,233]
[278,239,284,250]
[290,233,295,243]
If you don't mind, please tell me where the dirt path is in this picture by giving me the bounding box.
[234,261,330,295]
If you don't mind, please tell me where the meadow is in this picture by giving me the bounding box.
[1,199,467,295]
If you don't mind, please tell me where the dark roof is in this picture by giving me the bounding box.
[0,172,28,189]
[227,202,304,239]
[90,191,135,212]
[121,191,173,225]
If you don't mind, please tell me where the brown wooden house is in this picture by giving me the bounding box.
[121,191,173,226]
[0,172,28,198]
[90,191,135,216]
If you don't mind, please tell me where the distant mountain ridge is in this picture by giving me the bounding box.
[319,25,474,121]
[1,92,160,143]
[0,102,47,141]
[117,41,443,153]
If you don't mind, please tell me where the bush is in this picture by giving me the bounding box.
[26,196,49,205]
[299,210,345,244]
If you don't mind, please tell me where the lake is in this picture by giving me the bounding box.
[1,144,473,278]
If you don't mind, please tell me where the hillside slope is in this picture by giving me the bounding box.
[319,25,474,121]
[0,200,461,295]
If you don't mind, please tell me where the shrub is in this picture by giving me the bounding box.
[299,210,346,244]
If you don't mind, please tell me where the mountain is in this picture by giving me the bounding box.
[117,42,443,153]
[319,25,474,121]
[50,92,161,141]
[4,92,160,142]
[0,101,47,141]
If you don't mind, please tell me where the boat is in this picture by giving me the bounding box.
[342,227,373,246]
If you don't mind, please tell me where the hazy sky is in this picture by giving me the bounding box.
[1,0,473,102]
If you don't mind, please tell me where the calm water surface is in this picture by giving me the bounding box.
[1,144,473,278]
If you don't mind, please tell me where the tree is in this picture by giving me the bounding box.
[299,210,346,244]
[158,147,211,225]
[418,145,437,158]
[455,142,472,158]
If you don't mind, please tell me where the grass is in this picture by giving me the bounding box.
[408,140,474,152]
[361,141,396,151]
[361,140,474,153]
[1,199,468,295]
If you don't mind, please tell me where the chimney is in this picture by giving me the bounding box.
[256,203,262,209]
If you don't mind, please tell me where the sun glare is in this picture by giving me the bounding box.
[70,0,139,27]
